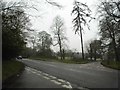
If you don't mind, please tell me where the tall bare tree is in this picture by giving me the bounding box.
[72,0,94,60]
[51,16,67,60]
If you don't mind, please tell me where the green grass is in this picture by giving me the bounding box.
[101,60,120,70]
[2,60,24,81]
[29,57,92,64]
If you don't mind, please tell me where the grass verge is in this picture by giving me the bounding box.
[101,60,120,70]
[57,58,91,64]
[29,57,92,64]
[2,60,24,82]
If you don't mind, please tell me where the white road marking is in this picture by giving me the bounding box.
[58,79,66,83]
[25,68,29,71]
[36,71,42,73]
[42,72,46,75]
[62,85,72,89]
[47,64,56,67]
[49,75,57,79]
[43,76,50,80]
[77,87,89,90]
[44,73,49,76]
[51,80,61,85]
[25,66,72,89]
[66,81,72,88]
[31,71,36,73]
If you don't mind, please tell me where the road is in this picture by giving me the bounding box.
[9,59,119,89]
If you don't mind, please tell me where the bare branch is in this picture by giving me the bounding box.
[46,0,63,9]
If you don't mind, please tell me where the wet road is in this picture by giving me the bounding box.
[9,59,120,89]
[8,67,65,88]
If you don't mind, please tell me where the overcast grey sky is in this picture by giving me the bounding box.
[5,0,100,52]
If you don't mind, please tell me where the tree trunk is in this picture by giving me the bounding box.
[79,29,84,60]
[112,38,119,61]
[62,49,65,60]
[94,50,96,61]
[90,44,92,60]
[78,16,84,60]
[58,34,62,60]
[59,44,62,60]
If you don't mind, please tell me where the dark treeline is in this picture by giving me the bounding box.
[2,2,30,60]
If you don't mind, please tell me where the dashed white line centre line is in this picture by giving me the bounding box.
[51,80,61,85]
[25,66,73,89]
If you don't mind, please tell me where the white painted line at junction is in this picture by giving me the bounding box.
[49,75,57,79]
[51,80,61,85]
[37,73,41,76]
[62,85,72,89]
[37,71,42,73]
[33,69,42,73]
[66,81,72,89]
[47,64,56,67]
[25,66,72,89]
[43,76,50,80]
[31,71,36,73]
[44,73,49,76]
[58,79,66,83]
[25,68,30,71]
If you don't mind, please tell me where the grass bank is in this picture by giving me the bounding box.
[29,57,92,64]
[2,60,25,82]
[101,60,120,70]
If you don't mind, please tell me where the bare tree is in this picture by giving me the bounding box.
[98,0,120,21]
[99,16,119,61]
[98,0,120,61]
[51,16,67,60]
[46,0,62,9]
[72,0,94,60]
[0,0,62,12]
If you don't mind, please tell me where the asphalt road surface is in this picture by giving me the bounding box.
[8,59,120,89]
